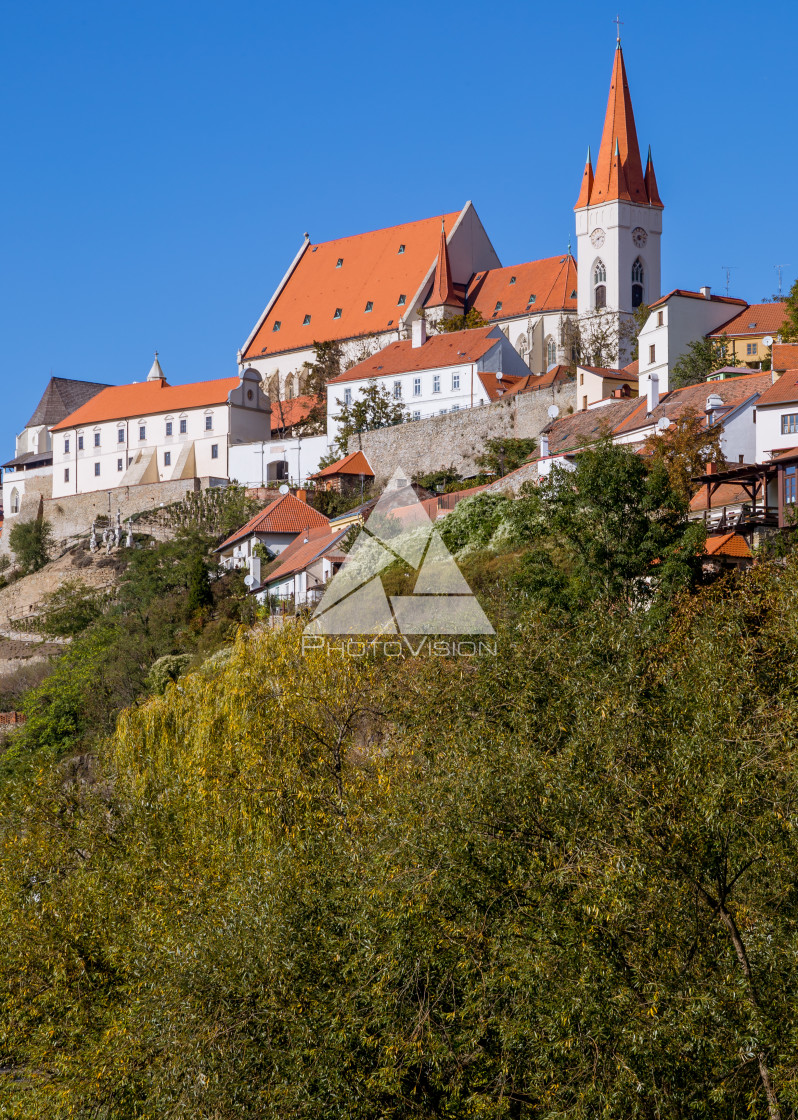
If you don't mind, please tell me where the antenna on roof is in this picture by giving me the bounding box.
[775,264,790,298]
[721,266,737,297]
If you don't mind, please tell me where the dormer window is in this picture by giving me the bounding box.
[493,301,503,314]
[570,289,577,299]
[398,244,405,254]
[397,294,406,306]
[303,314,311,325]
[527,294,536,305]
[365,301,373,312]
[272,321,281,332]
[336,258,343,268]
[333,308,342,319]
[509,276,516,284]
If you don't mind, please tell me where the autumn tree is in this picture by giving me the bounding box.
[642,412,726,501]
[779,275,798,342]
[321,379,407,463]
[431,307,489,333]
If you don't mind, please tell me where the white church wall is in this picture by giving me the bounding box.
[228,434,330,488]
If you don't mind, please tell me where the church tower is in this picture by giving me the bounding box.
[575,36,663,365]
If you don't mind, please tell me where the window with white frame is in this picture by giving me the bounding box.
[594,260,607,309]
[63,469,69,483]
[179,418,187,434]
[164,451,171,466]
[452,372,460,390]
[94,432,101,447]
[781,414,798,435]
[546,338,557,368]
[205,414,213,430]
[94,462,100,476]
[117,428,125,443]
[211,444,218,459]
[413,377,421,396]
[433,375,441,393]
[78,435,84,450]
[64,438,70,453]
[393,381,402,399]
[166,421,173,436]
[412,410,420,421]
[139,425,146,440]
[631,257,644,308]
[747,343,758,356]
[344,388,352,406]
[117,458,123,471]
[10,489,19,513]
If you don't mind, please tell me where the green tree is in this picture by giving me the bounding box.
[642,411,726,501]
[432,307,489,333]
[36,579,106,639]
[475,436,537,477]
[186,555,213,613]
[779,275,798,342]
[670,333,733,389]
[8,518,53,574]
[322,380,407,462]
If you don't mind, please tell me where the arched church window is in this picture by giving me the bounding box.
[594,260,607,310]
[546,338,557,369]
[631,257,644,308]
[516,333,528,365]
[10,489,19,514]
[285,374,296,401]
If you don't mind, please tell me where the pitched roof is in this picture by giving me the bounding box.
[260,524,350,588]
[477,371,529,401]
[772,343,798,372]
[216,493,329,551]
[588,44,656,208]
[708,302,789,339]
[271,394,321,432]
[51,377,241,431]
[623,359,639,377]
[644,147,663,208]
[579,364,639,381]
[649,289,747,310]
[613,371,772,435]
[574,149,594,209]
[689,482,752,512]
[25,377,110,429]
[545,397,643,455]
[310,450,374,479]
[755,368,798,406]
[327,326,501,384]
[242,210,463,359]
[529,364,572,391]
[705,532,752,558]
[467,255,577,321]
[427,220,460,309]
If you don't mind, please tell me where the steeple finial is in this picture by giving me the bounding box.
[613,14,623,44]
[147,352,166,382]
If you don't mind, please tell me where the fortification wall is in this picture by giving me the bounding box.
[357,381,575,484]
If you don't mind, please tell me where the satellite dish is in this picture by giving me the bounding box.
[278,483,290,494]
[763,335,774,347]
[547,404,560,420]
[496,371,503,380]
[656,416,671,431]
[244,574,256,588]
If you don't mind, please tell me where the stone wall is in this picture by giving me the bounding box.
[357,381,575,484]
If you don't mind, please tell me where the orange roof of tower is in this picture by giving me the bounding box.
[427,218,460,309]
[587,43,657,209]
[644,146,663,207]
[574,148,594,208]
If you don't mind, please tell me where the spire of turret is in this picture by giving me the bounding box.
[147,352,165,382]
[574,146,594,209]
[644,145,664,208]
[427,218,458,308]
[591,43,648,205]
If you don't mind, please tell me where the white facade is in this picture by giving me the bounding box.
[2,423,52,521]
[228,433,331,488]
[637,292,747,395]
[51,369,269,500]
[755,396,798,463]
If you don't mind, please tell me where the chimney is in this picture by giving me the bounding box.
[411,318,427,348]
[700,286,711,300]
[646,372,660,413]
[539,433,549,458]
[296,488,307,503]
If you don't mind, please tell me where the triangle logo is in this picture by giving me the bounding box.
[307,467,494,637]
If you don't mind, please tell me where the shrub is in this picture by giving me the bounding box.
[8,519,54,574]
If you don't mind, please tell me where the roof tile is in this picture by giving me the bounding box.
[51,377,242,431]
[216,493,329,551]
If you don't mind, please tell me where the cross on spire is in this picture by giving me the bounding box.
[613,14,623,43]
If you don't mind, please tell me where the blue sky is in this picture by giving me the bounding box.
[1,0,795,453]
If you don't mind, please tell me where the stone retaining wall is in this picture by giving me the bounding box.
[357,381,575,484]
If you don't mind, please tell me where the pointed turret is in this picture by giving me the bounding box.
[607,137,631,202]
[147,352,165,382]
[427,218,459,309]
[644,145,664,209]
[591,43,648,205]
[574,147,594,209]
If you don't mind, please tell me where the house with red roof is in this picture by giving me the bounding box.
[49,359,270,500]
[255,524,350,608]
[325,323,534,438]
[215,491,329,577]
[707,303,790,368]
[309,451,375,494]
[753,367,798,463]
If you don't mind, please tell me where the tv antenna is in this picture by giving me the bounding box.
[775,264,789,298]
[721,265,737,297]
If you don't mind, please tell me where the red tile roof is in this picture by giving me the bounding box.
[613,371,772,436]
[705,532,752,558]
[587,45,656,208]
[327,326,501,384]
[545,397,643,455]
[216,493,329,551]
[271,394,321,432]
[755,368,798,406]
[580,364,639,381]
[310,450,374,479]
[242,210,463,359]
[51,377,240,431]
[649,289,747,310]
[689,482,751,512]
[467,256,577,321]
[623,359,639,376]
[427,220,460,309]
[708,302,789,339]
[574,151,594,209]
[261,524,350,587]
[772,343,798,372]
[477,372,529,402]
[528,364,572,391]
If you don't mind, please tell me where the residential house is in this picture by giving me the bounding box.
[256,524,350,607]
[576,364,639,410]
[49,360,270,499]
[215,492,330,580]
[309,451,375,494]
[753,367,798,462]
[708,303,790,368]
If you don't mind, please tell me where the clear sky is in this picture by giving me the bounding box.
[1,0,795,453]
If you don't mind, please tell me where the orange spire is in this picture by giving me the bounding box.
[644,145,664,209]
[428,218,458,308]
[591,43,648,206]
[607,137,631,202]
[574,146,594,209]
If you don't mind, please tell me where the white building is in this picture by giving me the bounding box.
[256,523,350,607]
[215,491,331,584]
[49,359,270,500]
[754,368,798,463]
[2,377,108,527]
[325,322,534,440]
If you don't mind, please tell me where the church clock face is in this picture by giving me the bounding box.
[632,227,648,248]
[590,228,605,249]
